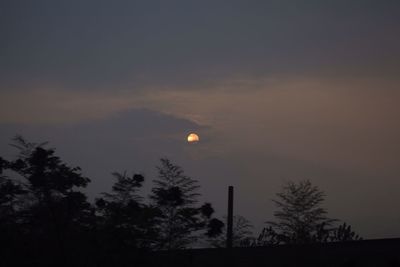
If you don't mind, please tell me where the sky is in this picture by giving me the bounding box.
[1,0,400,239]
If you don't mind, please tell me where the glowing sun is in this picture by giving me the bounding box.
[187,133,200,143]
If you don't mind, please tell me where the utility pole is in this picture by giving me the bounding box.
[227,186,234,249]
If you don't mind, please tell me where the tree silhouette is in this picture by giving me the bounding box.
[209,215,254,248]
[95,171,160,249]
[0,135,382,266]
[2,136,94,259]
[330,222,362,242]
[266,180,337,244]
[0,158,26,245]
[255,226,280,246]
[150,158,223,249]
[102,171,144,204]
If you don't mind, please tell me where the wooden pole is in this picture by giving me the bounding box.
[227,186,234,248]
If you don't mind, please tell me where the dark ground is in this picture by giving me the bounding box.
[2,238,400,266]
[149,238,400,267]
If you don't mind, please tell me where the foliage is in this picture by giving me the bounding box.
[95,172,160,249]
[101,171,144,204]
[0,168,26,240]
[266,180,337,244]
[1,135,367,266]
[209,215,254,248]
[0,136,95,265]
[1,137,224,257]
[5,137,93,233]
[255,226,280,246]
[330,222,362,242]
[150,158,223,249]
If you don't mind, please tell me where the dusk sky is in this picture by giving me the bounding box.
[1,1,400,239]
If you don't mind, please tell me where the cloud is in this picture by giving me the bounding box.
[1,76,400,176]
[2,1,400,92]
[0,107,208,189]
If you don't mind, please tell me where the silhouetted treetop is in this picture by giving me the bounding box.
[331,222,362,242]
[152,158,200,206]
[8,137,90,195]
[96,171,160,249]
[0,136,94,266]
[267,180,337,244]
[102,172,144,204]
[150,158,223,249]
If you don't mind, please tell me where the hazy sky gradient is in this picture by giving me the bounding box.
[1,0,400,238]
